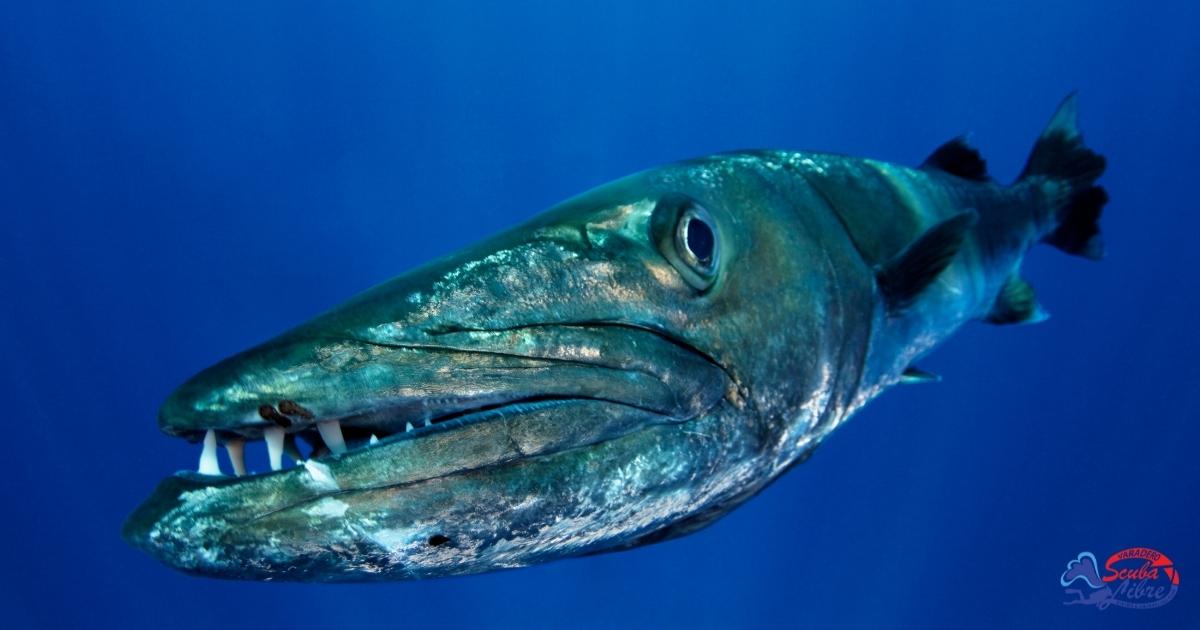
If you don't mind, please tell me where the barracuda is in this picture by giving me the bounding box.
[124,95,1107,581]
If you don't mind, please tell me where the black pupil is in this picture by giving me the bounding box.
[685,216,715,264]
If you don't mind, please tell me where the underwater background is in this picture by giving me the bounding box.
[1,1,1196,628]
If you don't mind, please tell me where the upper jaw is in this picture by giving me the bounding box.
[156,320,730,476]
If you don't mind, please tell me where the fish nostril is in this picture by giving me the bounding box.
[258,405,293,428]
[427,534,451,547]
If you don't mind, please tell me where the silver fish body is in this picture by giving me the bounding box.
[124,96,1106,581]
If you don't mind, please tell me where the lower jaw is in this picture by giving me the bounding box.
[130,405,747,582]
[126,398,675,550]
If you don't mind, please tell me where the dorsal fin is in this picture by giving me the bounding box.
[921,137,990,182]
[985,275,1049,325]
[876,210,978,312]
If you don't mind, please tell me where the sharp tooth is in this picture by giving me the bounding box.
[225,439,246,476]
[405,422,414,433]
[317,420,346,455]
[264,426,285,471]
[198,429,221,475]
[369,433,379,445]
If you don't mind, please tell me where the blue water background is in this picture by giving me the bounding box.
[2,2,1196,628]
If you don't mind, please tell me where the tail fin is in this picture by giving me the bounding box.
[1019,93,1108,260]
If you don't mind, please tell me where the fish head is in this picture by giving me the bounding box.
[124,154,870,580]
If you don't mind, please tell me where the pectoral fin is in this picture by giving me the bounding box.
[876,210,978,312]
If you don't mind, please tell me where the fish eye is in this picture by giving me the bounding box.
[677,207,718,271]
[652,194,721,291]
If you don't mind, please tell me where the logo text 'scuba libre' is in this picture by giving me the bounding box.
[1061,547,1180,610]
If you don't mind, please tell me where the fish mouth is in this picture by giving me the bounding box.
[123,319,732,577]
[154,321,730,477]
